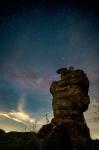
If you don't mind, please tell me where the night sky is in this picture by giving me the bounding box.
[0,0,99,138]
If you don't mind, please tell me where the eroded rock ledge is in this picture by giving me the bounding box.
[38,67,91,150]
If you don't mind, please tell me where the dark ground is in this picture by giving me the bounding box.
[0,128,99,150]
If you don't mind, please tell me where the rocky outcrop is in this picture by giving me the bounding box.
[50,67,90,148]
[38,67,91,150]
[37,123,73,150]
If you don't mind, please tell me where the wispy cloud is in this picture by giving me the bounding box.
[18,95,25,112]
[0,110,52,132]
[0,95,48,131]
[2,64,52,92]
[0,111,34,125]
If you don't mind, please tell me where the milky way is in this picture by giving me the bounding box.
[0,0,99,138]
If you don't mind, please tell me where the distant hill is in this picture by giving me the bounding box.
[0,129,37,150]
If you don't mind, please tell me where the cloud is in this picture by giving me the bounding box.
[0,94,50,131]
[0,95,35,125]
[18,95,25,112]
[85,100,99,139]
[0,109,47,131]
[2,64,52,93]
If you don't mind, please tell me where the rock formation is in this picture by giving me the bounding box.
[50,67,91,148]
[38,67,91,150]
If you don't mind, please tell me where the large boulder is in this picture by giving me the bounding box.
[50,67,91,148]
[38,67,91,150]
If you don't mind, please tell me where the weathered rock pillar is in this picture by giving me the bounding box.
[50,67,91,148]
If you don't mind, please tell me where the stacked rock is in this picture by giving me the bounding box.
[50,67,91,147]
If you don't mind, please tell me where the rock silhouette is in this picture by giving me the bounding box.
[38,67,91,149]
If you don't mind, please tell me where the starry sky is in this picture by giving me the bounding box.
[0,0,99,138]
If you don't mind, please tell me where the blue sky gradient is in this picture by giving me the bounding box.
[0,0,99,138]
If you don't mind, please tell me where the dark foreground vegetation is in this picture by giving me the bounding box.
[0,129,37,150]
[0,129,99,150]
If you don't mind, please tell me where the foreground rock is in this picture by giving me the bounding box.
[37,123,73,150]
[38,67,91,149]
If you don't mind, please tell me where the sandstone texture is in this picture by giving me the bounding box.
[38,67,91,150]
[50,67,90,147]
